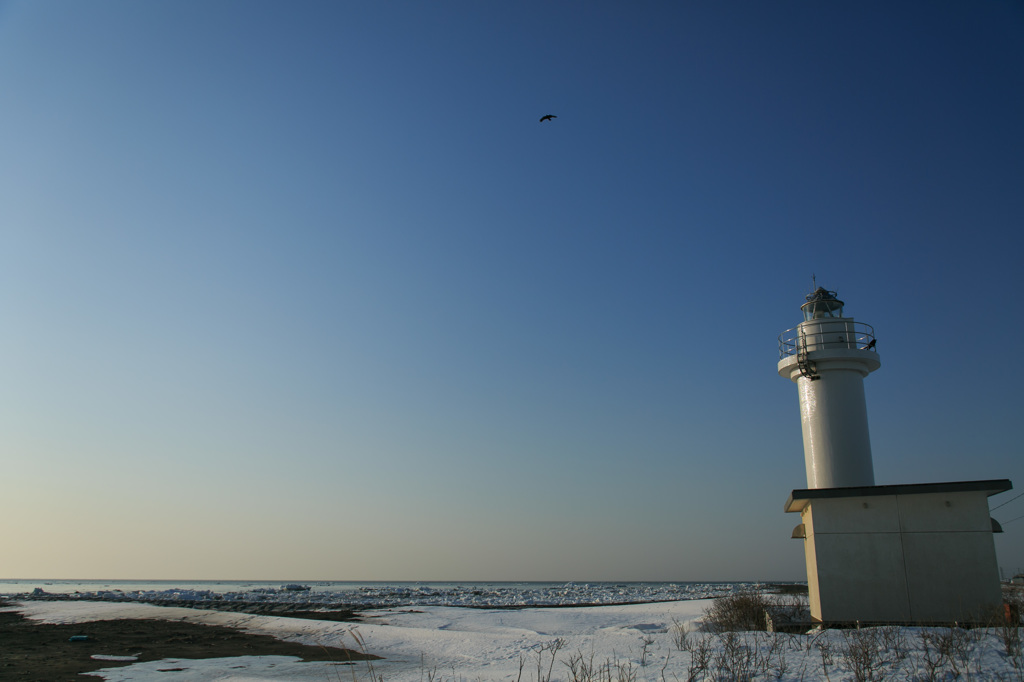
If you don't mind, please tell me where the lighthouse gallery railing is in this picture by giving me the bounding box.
[778,321,877,359]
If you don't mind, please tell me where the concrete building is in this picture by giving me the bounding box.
[786,480,1009,623]
[778,287,1011,624]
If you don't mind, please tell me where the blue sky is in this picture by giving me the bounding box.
[2,1,1022,581]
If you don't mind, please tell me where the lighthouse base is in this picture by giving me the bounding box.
[784,479,1011,624]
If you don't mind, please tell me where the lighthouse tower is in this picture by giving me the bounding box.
[778,286,1011,624]
[777,287,880,489]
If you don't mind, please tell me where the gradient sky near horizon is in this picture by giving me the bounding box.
[2,1,1023,582]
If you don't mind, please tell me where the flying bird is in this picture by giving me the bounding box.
[862,338,877,351]
[539,114,557,122]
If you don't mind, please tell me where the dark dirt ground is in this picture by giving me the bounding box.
[0,600,377,681]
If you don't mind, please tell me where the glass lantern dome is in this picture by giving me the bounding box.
[801,287,845,321]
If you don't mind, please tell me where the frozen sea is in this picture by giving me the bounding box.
[0,579,764,608]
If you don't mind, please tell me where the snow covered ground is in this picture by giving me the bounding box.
[8,596,1024,681]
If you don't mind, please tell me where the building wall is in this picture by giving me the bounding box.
[801,490,1002,623]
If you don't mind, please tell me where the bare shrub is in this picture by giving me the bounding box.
[686,634,713,682]
[877,625,908,662]
[766,593,810,632]
[713,631,758,681]
[533,638,565,682]
[951,625,986,681]
[565,649,598,682]
[915,628,949,682]
[703,590,774,633]
[816,634,835,681]
[999,589,1024,672]
[339,628,382,682]
[563,650,647,682]
[659,649,671,682]
[671,617,691,652]
[613,658,637,682]
[763,630,790,680]
[638,634,655,667]
[838,627,883,682]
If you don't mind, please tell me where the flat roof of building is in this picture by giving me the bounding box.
[784,479,1013,513]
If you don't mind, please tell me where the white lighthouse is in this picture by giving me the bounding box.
[777,287,880,488]
[778,286,1011,624]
